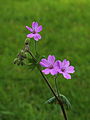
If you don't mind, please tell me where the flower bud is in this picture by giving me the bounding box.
[25,38,30,45]
[24,38,30,52]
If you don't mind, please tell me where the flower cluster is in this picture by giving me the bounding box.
[26,22,75,79]
[40,55,75,79]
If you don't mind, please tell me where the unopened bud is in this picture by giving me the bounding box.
[25,38,30,45]
[25,44,30,52]
[24,38,30,52]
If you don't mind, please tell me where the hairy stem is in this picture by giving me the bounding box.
[55,76,59,97]
[34,41,37,54]
[27,50,68,120]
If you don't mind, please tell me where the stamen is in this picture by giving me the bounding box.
[33,30,36,34]
[61,68,65,72]
[49,65,53,69]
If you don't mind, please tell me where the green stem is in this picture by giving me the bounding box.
[27,50,68,120]
[35,41,37,54]
[55,75,59,97]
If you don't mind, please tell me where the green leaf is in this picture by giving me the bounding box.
[45,94,71,110]
[45,96,56,104]
[41,55,46,58]
[59,94,71,110]
[39,55,46,60]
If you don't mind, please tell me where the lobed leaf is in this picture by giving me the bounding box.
[45,94,71,110]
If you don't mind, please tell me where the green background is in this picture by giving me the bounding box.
[0,0,90,120]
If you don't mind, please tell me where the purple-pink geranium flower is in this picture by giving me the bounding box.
[40,55,58,75]
[26,22,42,41]
[57,59,75,79]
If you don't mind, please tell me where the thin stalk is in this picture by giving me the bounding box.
[27,50,68,120]
[34,41,37,54]
[55,76,59,97]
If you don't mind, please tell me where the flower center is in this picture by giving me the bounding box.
[61,68,65,72]
[49,65,53,69]
[33,30,36,34]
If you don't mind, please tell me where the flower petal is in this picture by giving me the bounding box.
[42,68,50,75]
[63,73,71,79]
[34,34,41,41]
[48,55,55,64]
[26,26,33,32]
[36,25,42,32]
[66,66,75,73]
[50,69,58,75]
[27,33,34,38]
[54,60,61,69]
[40,59,50,67]
[62,59,70,67]
[32,22,38,30]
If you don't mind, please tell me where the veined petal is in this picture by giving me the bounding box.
[32,22,38,30]
[40,59,50,67]
[66,66,75,73]
[42,68,50,75]
[34,34,41,41]
[62,59,70,67]
[27,33,34,38]
[63,73,71,79]
[50,69,58,75]
[54,60,61,69]
[48,55,55,64]
[26,26,33,32]
[57,69,63,74]
[36,25,42,32]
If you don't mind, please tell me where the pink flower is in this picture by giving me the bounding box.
[40,55,58,75]
[57,59,75,79]
[26,22,42,41]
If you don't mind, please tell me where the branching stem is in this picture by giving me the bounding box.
[27,50,68,120]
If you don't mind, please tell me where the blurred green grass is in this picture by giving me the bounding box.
[0,0,90,120]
